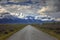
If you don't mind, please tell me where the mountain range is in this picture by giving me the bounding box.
[0,12,55,24]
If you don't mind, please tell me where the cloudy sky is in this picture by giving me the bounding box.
[0,0,60,20]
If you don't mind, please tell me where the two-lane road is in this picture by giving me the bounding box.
[7,25,57,40]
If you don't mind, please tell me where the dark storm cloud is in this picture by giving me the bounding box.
[43,0,60,18]
[8,0,60,18]
[45,12,60,18]
[0,0,60,18]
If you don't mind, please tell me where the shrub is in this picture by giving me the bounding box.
[4,31,8,34]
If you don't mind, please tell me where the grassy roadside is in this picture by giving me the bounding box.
[0,24,27,40]
[31,23,60,40]
[37,27,60,40]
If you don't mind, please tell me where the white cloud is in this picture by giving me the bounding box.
[55,18,60,21]
[10,0,28,2]
[0,6,8,13]
[1,4,60,20]
[37,6,48,15]
[37,6,55,14]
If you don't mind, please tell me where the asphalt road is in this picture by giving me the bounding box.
[7,25,57,40]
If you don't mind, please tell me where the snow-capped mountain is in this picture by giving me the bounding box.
[10,12,55,21]
[35,15,55,21]
[0,12,55,24]
[14,13,55,21]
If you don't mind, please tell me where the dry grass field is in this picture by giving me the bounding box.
[31,22,60,40]
[0,24,27,40]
